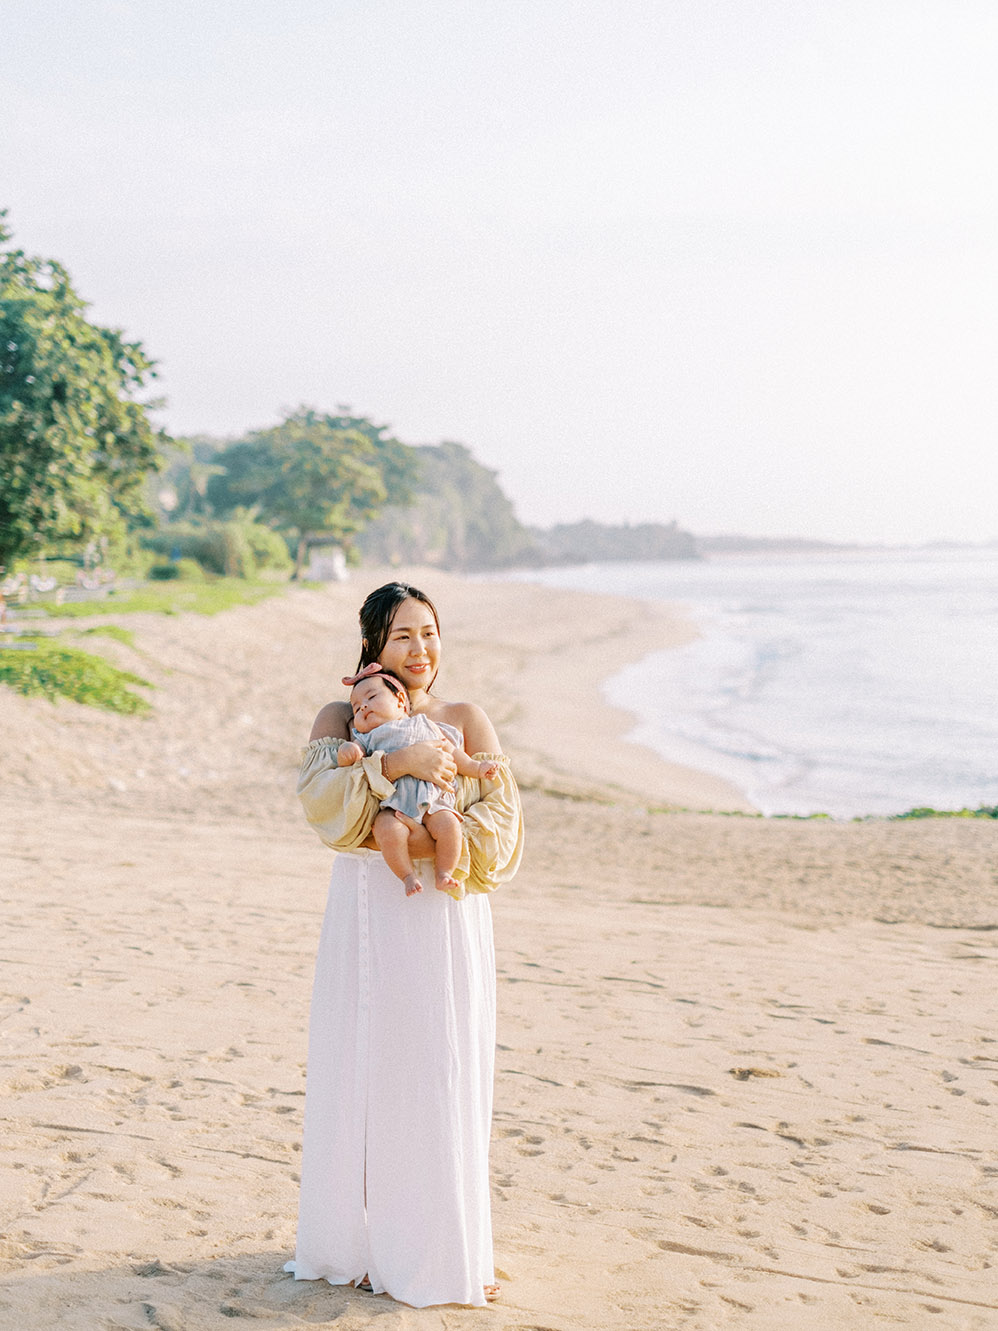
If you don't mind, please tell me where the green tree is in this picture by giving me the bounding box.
[317,409,418,511]
[208,409,413,576]
[0,211,167,568]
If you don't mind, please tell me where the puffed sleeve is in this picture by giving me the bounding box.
[296,736,396,852]
[450,753,524,898]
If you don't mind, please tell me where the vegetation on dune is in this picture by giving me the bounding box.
[890,805,998,820]
[771,806,998,821]
[0,637,152,713]
[0,580,278,717]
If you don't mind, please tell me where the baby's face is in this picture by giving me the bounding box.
[350,676,407,733]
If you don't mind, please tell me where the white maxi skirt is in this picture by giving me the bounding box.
[284,850,496,1307]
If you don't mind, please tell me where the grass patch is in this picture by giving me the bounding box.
[0,638,152,714]
[771,811,832,820]
[37,578,284,618]
[78,624,137,647]
[890,805,998,820]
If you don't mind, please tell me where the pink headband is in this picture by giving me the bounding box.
[342,662,410,711]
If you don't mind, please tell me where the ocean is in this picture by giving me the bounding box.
[509,549,998,818]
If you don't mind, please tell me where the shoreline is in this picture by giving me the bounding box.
[443,570,757,813]
[505,553,998,822]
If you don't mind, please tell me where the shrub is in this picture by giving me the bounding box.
[174,557,207,582]
[142,523,226,574]
[142,519,291,578]
[241,522,292,573]
[149,563,181,580]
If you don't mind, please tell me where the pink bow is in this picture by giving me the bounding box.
[341,661,385,687]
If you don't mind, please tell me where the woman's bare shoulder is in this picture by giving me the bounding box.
[309,699,353,742]
[435,699,487,724]
[433,700,500,751]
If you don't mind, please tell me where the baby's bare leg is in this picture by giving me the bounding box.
[373,809,422,896]
[423,808,463,893]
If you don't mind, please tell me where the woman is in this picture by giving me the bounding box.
[284,582,523,1307]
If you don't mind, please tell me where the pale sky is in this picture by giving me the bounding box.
[4,0,998,543]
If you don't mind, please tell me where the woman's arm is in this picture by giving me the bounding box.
[436,716,499,781]
[446,703,523,897]
[455,757,522,893]
[382,739,457,789]
[451,702,501,755]
[298,701,393,851]
[310,700,352,742]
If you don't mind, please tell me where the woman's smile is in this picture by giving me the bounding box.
[400,658,434,689]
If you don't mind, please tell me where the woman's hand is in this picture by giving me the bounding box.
[383,740,457,791]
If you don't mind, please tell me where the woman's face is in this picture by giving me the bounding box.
[376,597,441,693]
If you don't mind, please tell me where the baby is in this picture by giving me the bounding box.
[337,663,499,897]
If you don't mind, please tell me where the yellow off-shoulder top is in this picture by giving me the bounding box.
[297,737,524,900]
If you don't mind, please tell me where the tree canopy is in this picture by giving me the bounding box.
[206,409,419,575]
[0,211,166,568]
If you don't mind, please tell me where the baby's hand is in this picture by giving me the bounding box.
[336,741,365,767]
[477,759,500,780]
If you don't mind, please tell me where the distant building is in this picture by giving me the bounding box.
[306,546,348,582]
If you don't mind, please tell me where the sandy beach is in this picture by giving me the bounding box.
[1,569,996,1330]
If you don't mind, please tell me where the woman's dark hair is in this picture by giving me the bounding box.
[357,581,441,684]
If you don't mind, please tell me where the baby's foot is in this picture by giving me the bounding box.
[403,873,423,897]
[435,871,460,894]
